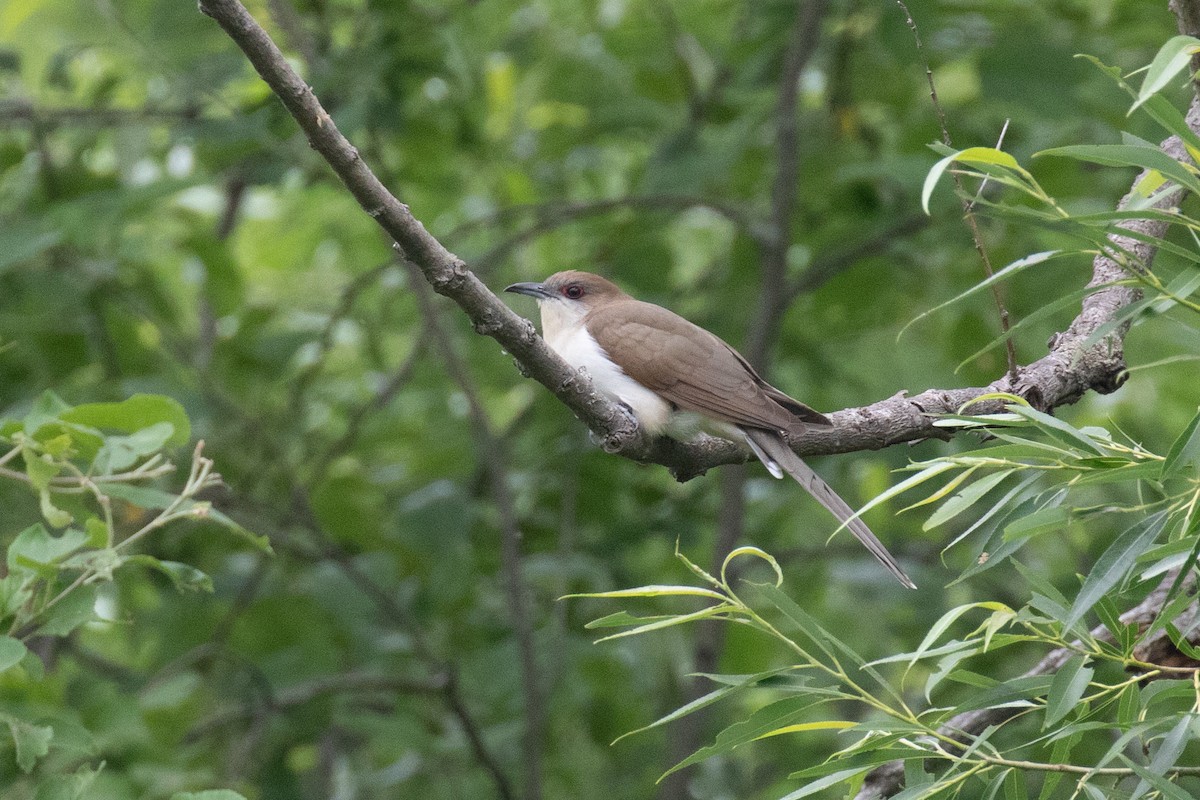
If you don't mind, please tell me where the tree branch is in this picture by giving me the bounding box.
[854,569,1200,799]
[197,0,1196,479]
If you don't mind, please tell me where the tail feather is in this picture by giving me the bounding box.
[743,428,917,589]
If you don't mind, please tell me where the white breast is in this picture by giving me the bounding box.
[539,299,672,434]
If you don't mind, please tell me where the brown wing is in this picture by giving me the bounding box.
[586,301,827,431]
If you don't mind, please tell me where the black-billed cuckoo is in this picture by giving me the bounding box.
[505,270,915,589]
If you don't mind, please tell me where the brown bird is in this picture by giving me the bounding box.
[506,270,915,589]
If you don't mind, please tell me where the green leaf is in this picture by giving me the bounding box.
[900,251,1064,338]
[1162,406,1200,479]
[1064,511,1169,630]
[0,226,62,277]
[1036,143,1200,196]
[0,636,28,672]
[612,668,792,744]
[661,696,836,780]
[22,447,61,492]
[1003,505,1071,543]
[753,720,855,740]
[721,546,781,587]
[1133,36,1200,113]
[1005,405,1106,455]
[36,585,98,637]
[565,585,728,601]
[83,518,109,549]
[906,602,1013,669]
[127,556,214,593]
[842,461,960,529]
[777,766,874,800]
[38,489,73,529]
[949,674,1053,715]
[583,610,675,629]
[97,483,272,552]
[1128,715,1196,800]
[923,469,1014,531]
[93,422,176,472]
[61,394,191,447]
[21,392,71,437]
[2,714,53,773]
[7,524,88,577]
[0,575,33,620]
[921,146,1032,213]
[1117,683,1141,726]
[1043,655,1093,729]
[593,605,730,642]
[33,763,103,800]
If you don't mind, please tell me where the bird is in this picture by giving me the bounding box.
[505,270,916,589]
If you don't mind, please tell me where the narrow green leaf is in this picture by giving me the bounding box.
[720,546,781,588]
[1133,36,1200,113]
[908,602,1012,669]
[900,250,1063,337]
[1117,684,1141,726]
[924,469,1014,530]
[613,668,792,744]
[583,611,674,629]
[1043,655,1093,728]
[839,461,959,532]
[1164,623,1200,660]
[1005,405,1106,455]
[788,747,929,780]
[565,585,727,601]
[1064,511,1169,630]
[1162,406,1200,479]
[898,465,979,513]
[1125,718,1196,800]
[1003,505,1071,543]
[949,674,1053,715]
[753,720,854,740]
[1037,144,1200,196]
[953,283,1110,372]
[777,766,874,800]
[593,605,730,642]
[660,696,834,781]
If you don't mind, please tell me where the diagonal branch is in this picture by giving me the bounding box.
[197,0,1197,486]
[854,569,1200,800]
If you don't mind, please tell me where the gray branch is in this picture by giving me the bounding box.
[200,0,1197,486]
[855,570,1200,800]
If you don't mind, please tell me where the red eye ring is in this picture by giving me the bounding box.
[564,284,584,299]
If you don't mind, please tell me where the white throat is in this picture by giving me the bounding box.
[537,298,672,434]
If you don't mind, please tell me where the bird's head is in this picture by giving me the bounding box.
[504,270,626,310]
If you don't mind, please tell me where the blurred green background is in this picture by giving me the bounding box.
[1,0,1197,798]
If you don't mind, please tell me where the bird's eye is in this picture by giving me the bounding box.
[564,284,584,299]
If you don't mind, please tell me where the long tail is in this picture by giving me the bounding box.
[743,428,917,589]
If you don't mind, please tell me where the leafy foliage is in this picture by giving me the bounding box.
[2,1,1200,799]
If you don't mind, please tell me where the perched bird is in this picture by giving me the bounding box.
[506,270,915,589]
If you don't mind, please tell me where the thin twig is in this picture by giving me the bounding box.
[895,0,1018,381]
